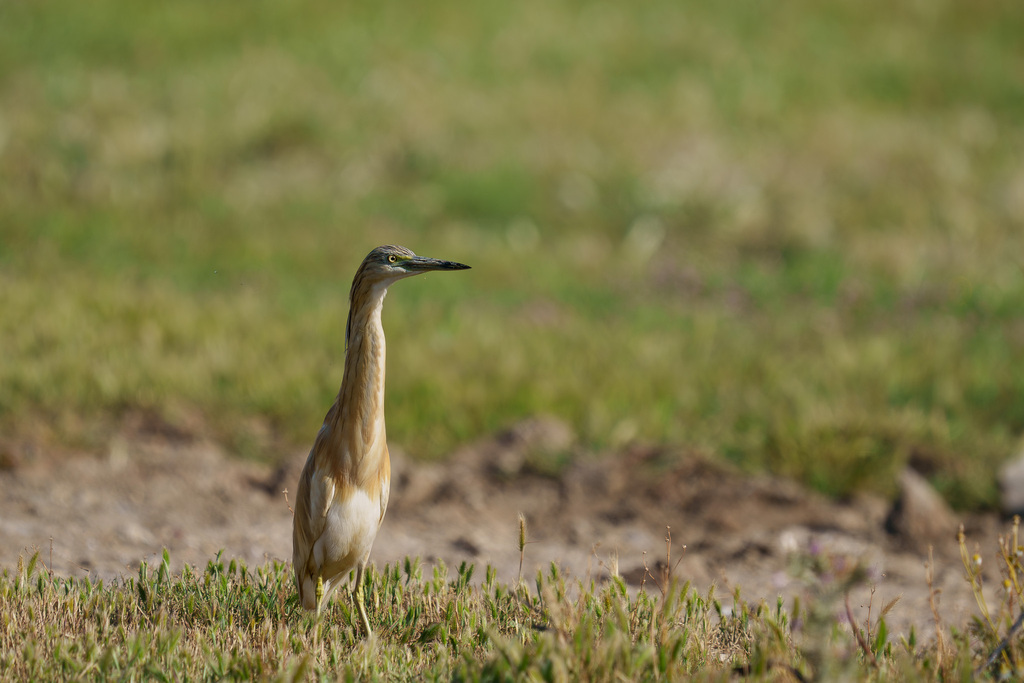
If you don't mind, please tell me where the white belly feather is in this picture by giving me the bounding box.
[313,482,387,587]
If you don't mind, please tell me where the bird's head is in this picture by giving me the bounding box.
[346,245,470,344]
[356,245,470,285]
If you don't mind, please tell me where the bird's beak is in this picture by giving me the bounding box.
[405,256,471,272]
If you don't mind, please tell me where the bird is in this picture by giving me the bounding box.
[291,245,470,635]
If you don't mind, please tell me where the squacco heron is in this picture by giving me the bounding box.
[292,245,469,635]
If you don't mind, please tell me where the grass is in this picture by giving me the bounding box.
[1,0,1023,511]
[0,548,737,680]
[11,518,1024,681]
[4,3,1024,674]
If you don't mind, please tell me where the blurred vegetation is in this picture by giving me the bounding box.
[1,0,1023,507]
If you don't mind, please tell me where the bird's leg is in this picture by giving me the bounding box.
[312,574,325,653]
[354,563,372,637]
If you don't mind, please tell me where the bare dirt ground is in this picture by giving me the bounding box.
[0,415,1004,639]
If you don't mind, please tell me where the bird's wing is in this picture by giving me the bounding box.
[292,427,338,584]
[377,444,391,526]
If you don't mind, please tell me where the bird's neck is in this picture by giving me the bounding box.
[334,282,389,479]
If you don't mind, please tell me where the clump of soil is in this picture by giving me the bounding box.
[0,416,1001,637]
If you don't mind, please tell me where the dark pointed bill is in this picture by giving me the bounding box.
[406,256,471,271]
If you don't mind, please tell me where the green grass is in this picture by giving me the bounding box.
[1,0,1024,507]
[0,547,985,681]
[16,514,1024,682]
[10,519,1024,679]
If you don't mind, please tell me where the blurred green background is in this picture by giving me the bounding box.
[1,0,1022,508]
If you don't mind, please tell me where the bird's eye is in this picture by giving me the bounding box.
[388,255,396,263]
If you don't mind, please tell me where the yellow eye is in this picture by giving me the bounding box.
[388,255,396,263]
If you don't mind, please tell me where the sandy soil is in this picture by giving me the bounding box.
[0,415,1004,638]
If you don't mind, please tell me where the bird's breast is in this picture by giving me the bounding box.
[314,483,388,582]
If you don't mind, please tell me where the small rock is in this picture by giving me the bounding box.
[885,468,958,552]
[0,438,28,472]
[562,458,612,504]
[492,415,575,477]
[621,560,666,587]
[0,450,19,472]
[117,522,155,545]
[451,415,575,480]
[257,451,307,498]
[999,448,1024,516]
[450,536,481,556]
[394,461,446,510]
